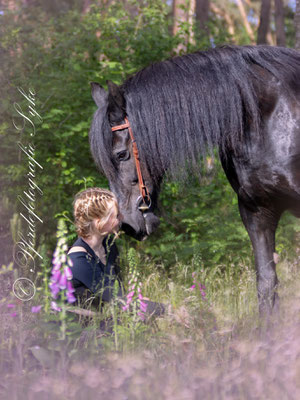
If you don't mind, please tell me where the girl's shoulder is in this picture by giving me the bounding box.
[67,250,95,272]
[67,246,87,255]
[68,237,96,259]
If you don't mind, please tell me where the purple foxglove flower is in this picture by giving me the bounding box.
[49,282,60,299]
[60,254,67,264]
[58,272,67,289]
[31,305,42,313]
[140,301,148,313]
[53,248,59,258]
[67,258,73,267]
[10,312,17,317]
[66,292,76,303]
[64,266,73,280]
[50,270,61,283]
[122,305,129,311]
[51,301,62,312]
[7,304,15,308]
[138,293,144,300]
[52,252,60,262]
[127,290,135,299]
[52,263,61,273]
[137,311,145,321]
[67,280,75,293]
[190,284,196,290]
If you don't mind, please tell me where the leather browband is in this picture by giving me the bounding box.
[111,122,130,131]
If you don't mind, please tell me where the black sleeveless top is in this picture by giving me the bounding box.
[68,236,123,309]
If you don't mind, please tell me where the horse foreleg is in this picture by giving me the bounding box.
[238,199,281,316]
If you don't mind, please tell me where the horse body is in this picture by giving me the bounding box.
[89,45,300,315]
[221,70,300,313]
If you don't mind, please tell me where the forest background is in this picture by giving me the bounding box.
[1,0,300,281]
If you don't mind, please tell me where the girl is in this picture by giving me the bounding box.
[68,187,165,317]
[68,188,123,310]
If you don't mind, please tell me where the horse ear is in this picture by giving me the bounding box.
[90,82,108,109]
[107,80,126,111]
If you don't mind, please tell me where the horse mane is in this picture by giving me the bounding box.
[90,45,300,183]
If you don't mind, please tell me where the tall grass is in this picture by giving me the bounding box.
[2,233,300,399]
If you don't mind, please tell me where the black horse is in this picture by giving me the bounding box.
[89,45,300,315]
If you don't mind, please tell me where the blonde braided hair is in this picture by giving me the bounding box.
[73,188,118,238]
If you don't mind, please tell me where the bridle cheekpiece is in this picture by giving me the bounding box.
[111,117,151,212]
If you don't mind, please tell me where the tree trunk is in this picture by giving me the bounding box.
[195,0,210,35]
[295,0,300,51]
[274,0,286,46]
[236,0,255,43]
[172,0,187,37]
[172,0,195,53]
[210,3,235,39]
[257,0,271,44]
[188,0,196,46]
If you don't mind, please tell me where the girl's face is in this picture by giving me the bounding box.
[98,205,120,235]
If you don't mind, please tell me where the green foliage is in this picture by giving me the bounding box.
[1,0,299,281]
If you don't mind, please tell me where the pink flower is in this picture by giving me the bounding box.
[57,238,64,246]
[7,304,15,308]
[31,305,42,313]
[51,301,62,312]
[126,290,135,299]
[140,301,148,313]
[66,280,75,293]
[58,272,67,290]
[53,248,59,258]
[64,266,73,280]
[190,284,196,290]
[52,254,61,268]
[66,292,76,304]
[10,312,17,317]
[122,305,129,311]
[137,311,146,321]
[68,258,73,267]
[51,270,61,283]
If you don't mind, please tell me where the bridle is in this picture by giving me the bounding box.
[111,117,151,212]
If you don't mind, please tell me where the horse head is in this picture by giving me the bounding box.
[89,81,161,241]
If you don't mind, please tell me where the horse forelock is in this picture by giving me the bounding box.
[89,106,117,181]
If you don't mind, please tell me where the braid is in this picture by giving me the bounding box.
[73,188,118,238]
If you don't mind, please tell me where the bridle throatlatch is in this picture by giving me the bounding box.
[111,117,151,212]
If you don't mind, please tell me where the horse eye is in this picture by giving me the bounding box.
[116,151,129,161]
